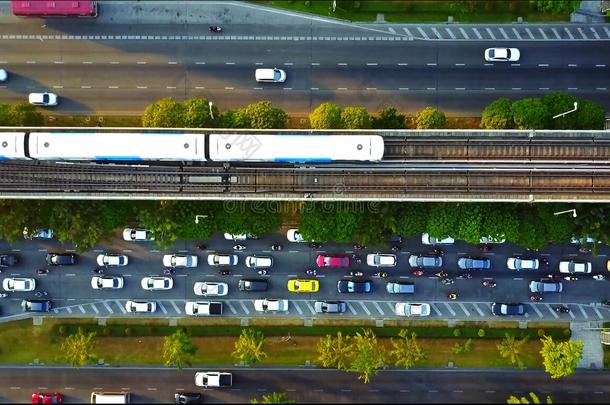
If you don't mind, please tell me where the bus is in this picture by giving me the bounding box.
[12,0,98,17]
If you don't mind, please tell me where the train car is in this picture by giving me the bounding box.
[0,132,27,160]
[28,132,206,161]
[208,134,384,162]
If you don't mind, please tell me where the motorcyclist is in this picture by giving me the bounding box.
[448,292,457,300]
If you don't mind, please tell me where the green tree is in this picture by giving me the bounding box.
[49,201,109,251]
[233,328,267,366]
[389,329,426,369]
[426,203,459,241]
[393,203,429,238]
[340,106,371,129]
[9,102,44,126]
[221,109,250,128]
[142,97,185,127]
[251,392,296,404]
[455,203,486,244]
[531,0,579,13]
[507,391,553,404]
[480,98,514,129]
[497,333,529,368]
[183,97,220,128]
[480,204,519,243]
[317,332,352,370]
[217,202,282,239]
[539,336,583,379]
[137,201,184,249]
[243,101,288,129]
[371,107,405,129]
[573,205,610,246]
[415,106,446,129]
[347,329,386,384]
[299,202,365,243]
[511,98,550,129]
[0,103,11,125]
[309,102,342,129]
[163,328,198,370]
[542,92,578,130]
[574,99,605,130]
[61,328,97,369]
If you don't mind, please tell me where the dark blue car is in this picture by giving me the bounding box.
[337,280,373,293]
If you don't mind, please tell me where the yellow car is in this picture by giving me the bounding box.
[287,279,319,293]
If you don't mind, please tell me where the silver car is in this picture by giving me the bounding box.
[408,254,442,268]
[314,300,347,314]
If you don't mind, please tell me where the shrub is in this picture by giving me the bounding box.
[538,329,546,338]
[563,329,571,337]
[452,342,463,355]
[102,326,111,336]
[453,328,462,337]
[415,106,446,129]
[477,329,486,338]
[125,327,133,337]
[305,0,310,6]
[58,326,68,336]
[462,338,473,354]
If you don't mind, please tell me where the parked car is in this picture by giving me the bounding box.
[194,282,228,296]
[238,279,269,292]
[529,280,563,293]
[96,253,128,267]
[0,254,18,267]
[314,300,347,314]
[223,233,256,241]
[479,235,506,244]
[245,255,273,268]
[421,233,455,245]
[316,255,349,268]
[29,92,58,106]
[491,302,526,316]
[394,302,430,317]
[559,260,592,274]
[21,299,51,313]
[125,300,156,313]
[185,301,222,316]
[408,254,442,268]
[45,253,77,266]
[31,392,63,404]
[90,276,124,290]
[163,254,198,268]
[140,276,173,291]
[337,280,373,294]
[0,69,7,82]
[207,253,238,266]
[484,47,520,62]
[287,279,319,293]
[506,257,539,271]
[23,228,53,239]
[3,277,35,292]
[457,256,491,270]
[254,298,289,312]
[366,253,397,267]
[255,68,287,83]
[122,228,154,241]
[286,229,306,242]
[386,281,415,294]
[174,392,202,404]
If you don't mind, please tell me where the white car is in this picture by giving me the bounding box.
[287,229,306,242]
[96,253,129,267]
[185,301,222,316]
[255,68,287,83]
[163,254,198,268]
[140,276,173,290]
[91,276,124,289]
[223,233,255,241]
[395,302,431,317]
[421,233,455,245]
[122,228,154,241]
[507,257,539,271]
[0,69,7,82]
[245,255,273,268]
[2,277,35,292]
[254,298,289,312]
[559,260,592,274]
[207,254,238,266]
[194,281,228,296]
[484,47,520,62]
[28,92,58,106]
[480,235,506,244]
[125,300,156,313]
[366,253,397,267]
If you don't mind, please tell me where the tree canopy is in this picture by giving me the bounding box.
[511,98,550,129]
[316,332,352,370]
[415,106,446,129]
[183,97,220,128]
[347,329,386,384]
[243,101,288,129]
[309,102,342,129]
[480,98,514,129]
[61,328,97,369]
[341,106,371,129]
[299,202,365,243]
[251,392,296,404]
[141,97,185,127]
[539,336,583,379]
[389,329,426,369]
[371,107,405,129]
[232,328,267,366]
[163,328,198,370]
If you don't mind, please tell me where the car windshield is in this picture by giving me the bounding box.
[273,69,281,80]
[42,94,49,103]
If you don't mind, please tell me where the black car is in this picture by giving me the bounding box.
[21,299,52,312]
[491,302,525,316]
[175,393,202,404]
[337,280,373,294]
[46,253,77,266]
[238,279,269,292]
[0,254,18,267]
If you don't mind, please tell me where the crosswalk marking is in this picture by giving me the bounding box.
[359,302,371,316]
[102,301,114,314]
[372,301,384,315]
[90,303,99,314]
[115,300,126,314]
[226,301,237,314]
[458,27,469,39]
[593,307,603,318]
[293,301,303,315]
[485,28,495,40]
[158,302,168,315]
[170,300,181,314]
[239,301,250,315]
[458,303,470,317]
[443,302,455,316]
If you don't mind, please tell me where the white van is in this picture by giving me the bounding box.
[90,391,130,404]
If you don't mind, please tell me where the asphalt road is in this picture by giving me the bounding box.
[0,367,609,403]
[0,29,608,114]
[1,232,610,321]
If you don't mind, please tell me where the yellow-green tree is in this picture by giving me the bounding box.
[163,328,198,370]
[251,392,296,404]
[507,392,553,404]
[316,332,352,370]
[389,329,426,369]
[539,336,583,379]
[61,328,97,369]
[497,333,529,368]
[347,329,386,384]
[233,328,267,365]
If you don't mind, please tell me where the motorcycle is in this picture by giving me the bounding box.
[309,242,321,249]
[209,25,222,33]
[448,292,458,300]
[271,244,283,251]
[372,272,388,278]
[482,280,496,288]
[257,269,268,276]
[218,269,231,276]
[554,306,570,313]
[433,247,444,256]
[593,274,606,281]
[349,271,364,277]
[351,254,362,264]
[92,267,104,275]
[564,275,578,281]
[479,244,492,252]
[353,244,366,250]
[434,271,448,279]
[441,278,454,285]
[540,257,550,266]
[0,293,7,298]
[233,244,246,251]
[578,245,591,254]
[456,273,473,280]
[34,290,48,297]
[163,268,176,275]
[195,243,206,251]
[530,293,543,302]
[306,269,318,277]
[411,269,424,276]
[390,244,401,252]
[36,268,49,275]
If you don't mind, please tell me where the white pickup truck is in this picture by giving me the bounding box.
[194,371,233,388]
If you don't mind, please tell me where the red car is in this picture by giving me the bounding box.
[32,392,62,404]
[316,255,350,268]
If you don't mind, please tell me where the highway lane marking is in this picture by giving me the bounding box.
[366,87,377,90]
[54,61,64,64]
[402,28,413,37]
[254,62,264,65]
[443,302,455,316]
[168,61,178,64]
[458,303,470,316]
[337,87,347,90]
[545,304,559,319]
[137,61,147,64]
[485,390,496,394]
[538,28,548,40]
[170,300,181,314]
[195,86,205,89]
[9,386,20,390]
[78,305,86,314]
[257,388,267,392]
[484,87,495,90]
[485,28,495,40]
[313,389,324,392]
[11,249,21,252]
[568,64,578,67]
[137,86,148,89]
[65,273,76,277]
[115,300,127,314]
[226,301,237,314]
[103,301,113,313]
[195,62,206,65]
[431,303,442,316]
[385,302,395,313]
[525,28,535,39]
[426,87,436,90]
[224,87,234,90]
[286,389,297,392]
[455,63,465,66]
[366,63,378,66]
[110,61,120,64]
[400,390,410,393]
[167,86,177,89]
[398,87,409,90]
[593,307,603,318]
[82,61,93,64]
[539,88,550,90]
[158,302,168,314]
[225,62,235,65]
[311,62,320,66]
[284,62,294,66]
[604,27,610,38]
[359,301,371,316]
[81,86,92,89]
[568,307,576,319]
[458,27,469,39]
[453,390,464,393]
[348,303,357,315]
[372,301,384,315]
[283,87,292,90]
[26,61,36,64]
[431,27,441,39]
[147,387,157,391]
[65,307,73,314]
[416,27,428,39]
[512,28,522,40]
[340,389,352,392]
[577,27,587,39]
[551,28,561,39]
[239,301,250,315]
[64,387,74,390]
[484,63,494,66]
[293,301,303,315]
[472,27,483,40]
[564,27,574,40]
[596,87,608,91]
[445,27,455,39]
[397,63,408,66]
[511,88,522,90]
[473,303,485,317]
[90,303,99,314]
[595,64,606,67]
[305,301,316,314]
[428,390,439,393]
[455,87,465,90]
[52,85,63,89]
[338,63,348,66]
[426,63,437,66]
[38,387,48,390]
[369,389,379,392]
[538,64,549,67]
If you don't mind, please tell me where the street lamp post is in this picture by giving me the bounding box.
[195,215,209,224]
[553,209,577,218]
[552,102,578,119]
[208,101,214,120]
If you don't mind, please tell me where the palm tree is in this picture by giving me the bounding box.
[389,329,426,369]
[61,328,97,369]
[251,392,296,404]
[232,328,267,366]
[316,332,352,370]
[497,333,529,369]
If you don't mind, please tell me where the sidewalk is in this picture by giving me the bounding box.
[570,321,604,369]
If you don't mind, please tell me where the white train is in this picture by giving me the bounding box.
[0,131,384,162]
